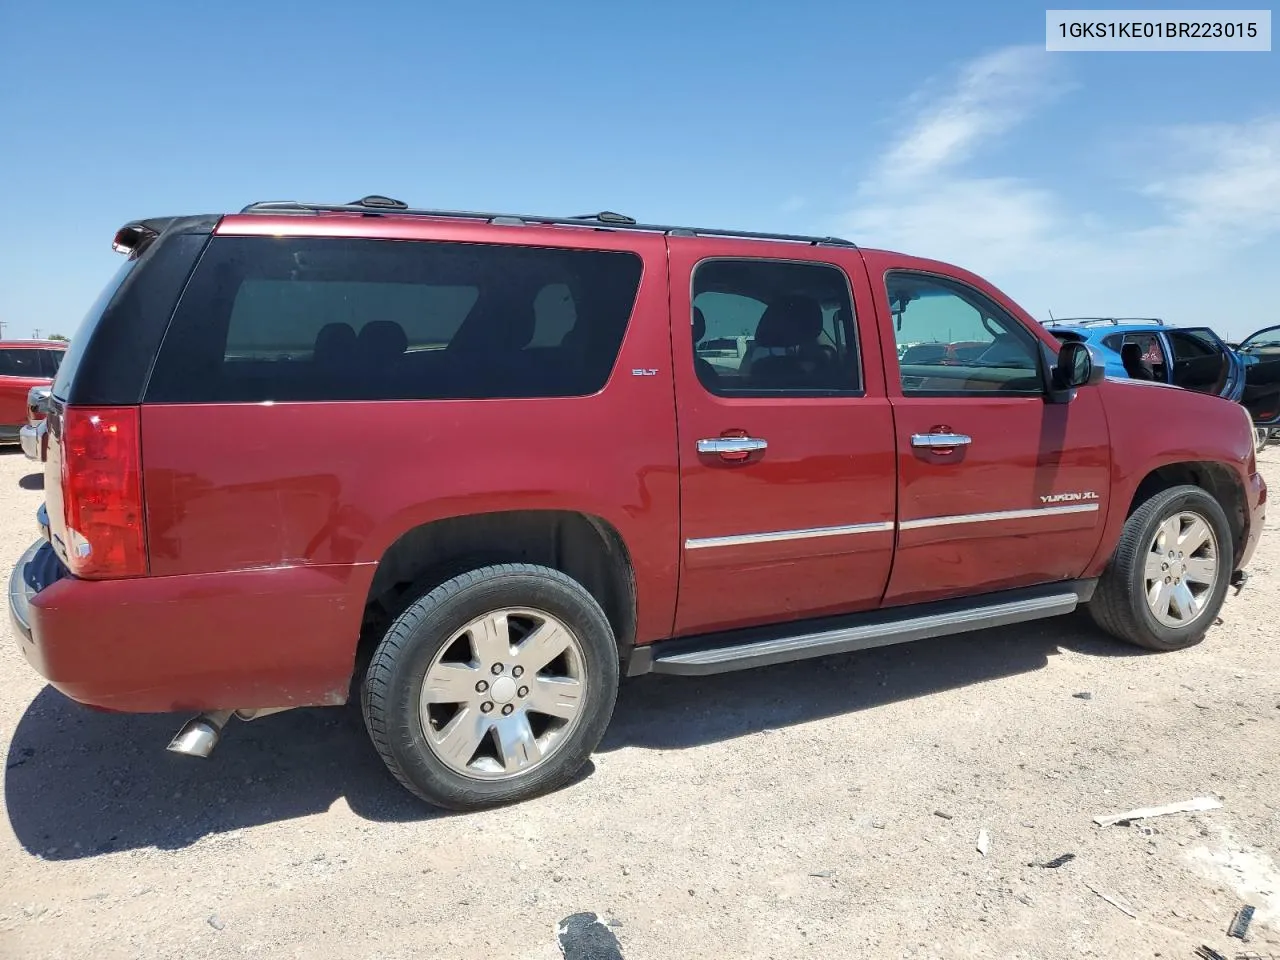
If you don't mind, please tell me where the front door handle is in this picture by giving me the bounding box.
[911,433,972,450]
[697,436,768,462]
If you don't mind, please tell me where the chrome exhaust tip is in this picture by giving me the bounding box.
[166,710,233,758]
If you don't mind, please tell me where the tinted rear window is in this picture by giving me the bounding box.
[39,349,64,377]
[146,237,644,402]
[0,349,43,377]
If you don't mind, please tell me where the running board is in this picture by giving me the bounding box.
[630,582,1094,677]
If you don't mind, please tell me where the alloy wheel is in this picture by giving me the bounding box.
[1143,512,1219,628]
[418,608,587,780]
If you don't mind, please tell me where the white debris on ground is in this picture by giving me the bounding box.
[1188,826,1280,927]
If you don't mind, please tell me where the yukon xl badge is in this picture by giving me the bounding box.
[1041,491,1100,504]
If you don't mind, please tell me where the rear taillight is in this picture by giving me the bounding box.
[60,406,147,579]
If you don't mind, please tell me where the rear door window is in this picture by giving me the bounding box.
[1165,328,1229,393]
[146,237,644,402]
[1166,328,1223,359]
[691,259,860,395]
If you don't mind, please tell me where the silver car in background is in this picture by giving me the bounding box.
[19,384,52,462]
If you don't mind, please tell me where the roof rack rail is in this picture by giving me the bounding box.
[238,195,857,247]
[1043,316,1165,327]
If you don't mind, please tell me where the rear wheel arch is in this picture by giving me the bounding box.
[354,510,637,686]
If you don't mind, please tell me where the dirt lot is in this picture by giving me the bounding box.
[2,446,1279,960]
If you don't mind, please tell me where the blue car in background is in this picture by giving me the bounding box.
[1043,317,1246,403]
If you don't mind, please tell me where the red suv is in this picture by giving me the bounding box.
[0,339,66,445]
[10,196,1266,811]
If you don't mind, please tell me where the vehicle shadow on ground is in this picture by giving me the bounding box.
[5,612,1145,860]
[601,612,1143,752]
[18,472,43,491]
[4,696,442,860]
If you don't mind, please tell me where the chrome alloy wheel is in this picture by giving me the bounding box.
[418,608,587,780]
[1144,512,1219,628]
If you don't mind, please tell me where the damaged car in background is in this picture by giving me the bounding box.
[1043,317,1280,450]
[1235,325,1280,451]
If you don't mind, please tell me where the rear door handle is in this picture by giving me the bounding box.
[911,433,972,449]
[697,437,767,462]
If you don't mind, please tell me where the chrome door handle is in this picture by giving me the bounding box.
[697,437,768,455]
[911,433,972,449]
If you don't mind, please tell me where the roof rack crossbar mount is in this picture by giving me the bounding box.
[238,200,856,247]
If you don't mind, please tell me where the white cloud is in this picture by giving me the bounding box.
[841,46,1280,338]
[873,45,1067,187]
[1144,119,1280,241]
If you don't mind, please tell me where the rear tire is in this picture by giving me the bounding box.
[1088,485,1232,651]
[361,563,619,810]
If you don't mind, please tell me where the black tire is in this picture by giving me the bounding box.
[361,563,619,810]
[1088,485,1233,651]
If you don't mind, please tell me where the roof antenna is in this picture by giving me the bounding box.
[1048,308,1056,323]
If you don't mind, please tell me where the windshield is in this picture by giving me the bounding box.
[51,258,138,399]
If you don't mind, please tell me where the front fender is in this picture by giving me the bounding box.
[1083,378,1255,577]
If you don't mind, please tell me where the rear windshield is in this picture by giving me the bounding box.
[146,237,644,403]
[51,259,138,398]
[0,347,63,378]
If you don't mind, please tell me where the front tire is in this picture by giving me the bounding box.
[362,563,620,810]
[1088,485,1233,651]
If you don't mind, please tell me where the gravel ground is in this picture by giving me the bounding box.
[2,445,1279,960]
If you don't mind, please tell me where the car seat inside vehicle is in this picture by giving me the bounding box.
[1121,341,1156,381]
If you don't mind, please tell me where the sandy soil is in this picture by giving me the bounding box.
[2,445,1279,960]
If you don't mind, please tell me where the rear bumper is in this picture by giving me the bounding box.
[9,537,375,713]
[1238,470,1267,574]
[9,538,59,645]
[19,421,45,461]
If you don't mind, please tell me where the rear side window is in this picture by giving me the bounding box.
[52,258,140,399]
[146,237,644,402]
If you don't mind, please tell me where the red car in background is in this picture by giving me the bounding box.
[0,340,67,446]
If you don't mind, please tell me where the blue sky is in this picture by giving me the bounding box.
[1,0,1276,340]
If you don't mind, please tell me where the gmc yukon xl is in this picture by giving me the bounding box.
[10,196,1266,810]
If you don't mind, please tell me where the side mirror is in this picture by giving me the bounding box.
[1053,341,1106,391]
